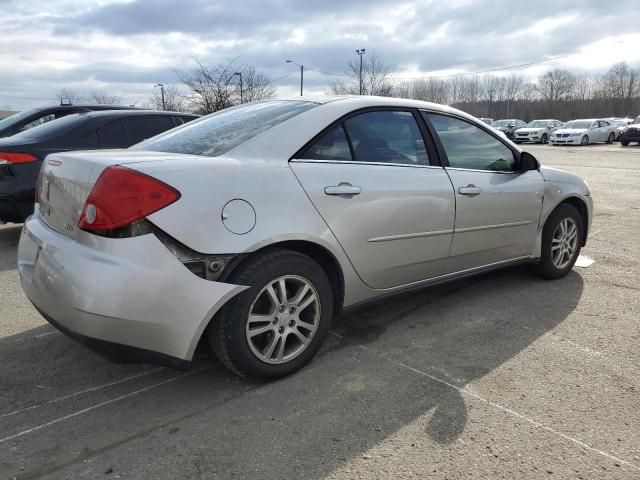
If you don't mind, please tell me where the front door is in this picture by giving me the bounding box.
[424,112,545,273]
[290,110,455,289]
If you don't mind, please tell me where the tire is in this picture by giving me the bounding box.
[621,139,629,147]
[541,133,548,144]
[607,132,615,144]
[532,204,583,280]
[209,249,333,379]
[581,135,589,146]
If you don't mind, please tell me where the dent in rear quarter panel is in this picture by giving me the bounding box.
[136,156,373,307]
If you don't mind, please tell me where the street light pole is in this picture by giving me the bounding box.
[356,49,366,95]
[155,83,166,110]
[234,72,243,103]
[286,60,304,96]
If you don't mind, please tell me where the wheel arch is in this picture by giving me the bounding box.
[219,239,346,317]
[546,196,589,247]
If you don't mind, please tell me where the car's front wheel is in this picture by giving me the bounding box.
[621,139,630,147]
[541,133,548,144]
[209,249,333,379]
[581,135,590,146]
[533,204,583,279]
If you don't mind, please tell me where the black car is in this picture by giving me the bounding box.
[491,119,526,140]
[0,110,198,223]
[0,104,142,138]
[620,115,640,146]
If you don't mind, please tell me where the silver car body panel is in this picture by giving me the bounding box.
[18,95,593,362]
[18,214,247,360]
[550,119,616,144]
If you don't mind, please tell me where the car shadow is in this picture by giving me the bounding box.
[0,264,583,479]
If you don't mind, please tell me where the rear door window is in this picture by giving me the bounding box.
[124,116,175,144]
[301,125,352,161]
[98,120,128,148]
[343,111,429,165]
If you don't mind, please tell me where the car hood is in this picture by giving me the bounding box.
[539,166,589,192]
[625,123,640,129]
[553,128,587,135]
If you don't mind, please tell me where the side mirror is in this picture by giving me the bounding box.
[520,152,539,171]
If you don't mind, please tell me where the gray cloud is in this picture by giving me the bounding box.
[1,0,639,110]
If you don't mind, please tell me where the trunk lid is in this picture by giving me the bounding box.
[38,150,176,238]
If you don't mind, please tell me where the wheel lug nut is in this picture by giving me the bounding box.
[278,326,284,333]
[289,320,295,327]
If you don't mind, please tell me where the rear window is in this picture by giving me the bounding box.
[133,101,317,157]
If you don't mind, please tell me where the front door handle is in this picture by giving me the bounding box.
[458,184,482,196]
[324,183,361,196]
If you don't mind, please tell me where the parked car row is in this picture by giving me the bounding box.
[485,116,639,146]
[0,105,198,223]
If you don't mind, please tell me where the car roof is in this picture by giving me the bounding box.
[278,95,458,112]
[80,110,199,119]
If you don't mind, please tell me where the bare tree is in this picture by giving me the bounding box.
[178,58,276,114]
[55,87,121,105]
[328,52,395,96]
[240,65,277,103]
[602,62,640,116]
[145,84,188,112]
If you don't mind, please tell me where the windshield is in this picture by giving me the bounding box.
[491,120,513,127]
[563,120,592,129]
[527,120,550,128]
[134,100,317,157]
[0,109,39,130]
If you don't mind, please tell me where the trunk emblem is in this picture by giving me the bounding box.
[47,159,63,166]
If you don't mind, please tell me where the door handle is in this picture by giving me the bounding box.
[324,183,361,196]
[458,184,482,196]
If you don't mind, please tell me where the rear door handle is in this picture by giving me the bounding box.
[458,184,482,196]
[324,184,361,196]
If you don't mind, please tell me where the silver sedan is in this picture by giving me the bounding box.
[18,96,593,379]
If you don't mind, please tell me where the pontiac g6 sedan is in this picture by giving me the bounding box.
[18,96,592,379]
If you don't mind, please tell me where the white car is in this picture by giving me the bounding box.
[550,119,617,146]
[513,119,563,144]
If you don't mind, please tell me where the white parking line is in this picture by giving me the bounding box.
[329,331,640,472]
[0,365,212,445]
[0,367,164,419]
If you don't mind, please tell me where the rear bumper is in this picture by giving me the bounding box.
[18,215,247,363]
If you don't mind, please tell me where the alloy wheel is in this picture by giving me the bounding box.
[581,135,589,146]
[551,218,578,269]
[245,275,320,364]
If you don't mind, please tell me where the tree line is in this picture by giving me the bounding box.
[330,55,640,120]
[55,57,640,121]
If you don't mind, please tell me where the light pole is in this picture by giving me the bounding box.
[234,72,243,103]
[286,60,304,96]
[356,49,366,95]
[154,83,166,110]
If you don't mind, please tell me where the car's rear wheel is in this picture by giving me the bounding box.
[581,135,589,146]
[209,249,333,379]
[607,132,615,144]
[541,133,548,144]
[532,204,583,280]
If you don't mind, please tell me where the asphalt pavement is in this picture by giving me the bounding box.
[1,143,639,479]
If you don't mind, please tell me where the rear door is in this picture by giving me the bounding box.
[424,112,544,273]
[290,109,455,289]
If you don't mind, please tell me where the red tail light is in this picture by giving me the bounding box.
[78,166,180,232]
[0,152,38,164]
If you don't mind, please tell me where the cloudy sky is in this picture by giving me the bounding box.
[1,0,639,110]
